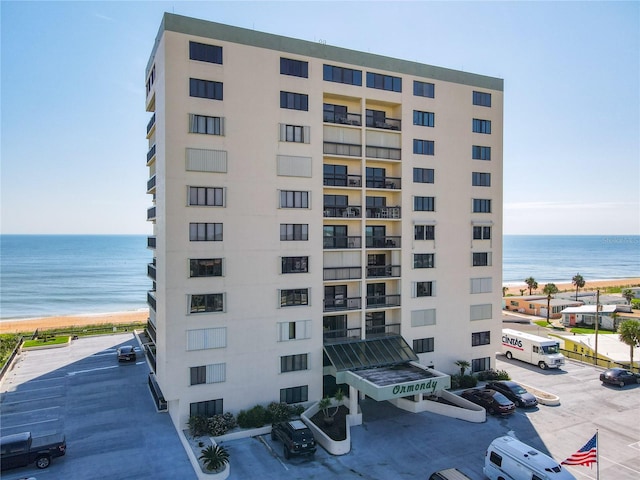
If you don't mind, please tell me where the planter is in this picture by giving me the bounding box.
[519,383,560,406]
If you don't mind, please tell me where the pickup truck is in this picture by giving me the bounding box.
[0,431,66,471]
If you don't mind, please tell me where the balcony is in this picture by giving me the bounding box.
[366,176,401,190]
[147,175,156,194]
[324,174,362,188]
[147,206,156,221]
[323,236,362,249]
[366,236,401,249]
[366,294,401,309]
[146,144,156,164]
[147,261,156,280]
[323,327,362,344]
[147,291,157,312]
[366,265,401,278]
[324,206,362,218]
[324,141,362,157]
[324,111,362,126]
[366,206,401,219]
[365,322,401,338]
[366,117,401,131]
[147,236,156,249]
[323,266,362,281]
[324,297,362,312]
[146,113,156,136]
[365,145,401,160]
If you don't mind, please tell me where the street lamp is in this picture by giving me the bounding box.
[546,294,551,325]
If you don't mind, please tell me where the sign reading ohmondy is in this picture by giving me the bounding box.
[341,368,451,401]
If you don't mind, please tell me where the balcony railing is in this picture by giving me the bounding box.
[324,174,362,187]
[366,206,401,219]
[147,236,156,249]
[366,236,401,248]
[323,266,362,281]
[366,294,401,309]
[366,176,401,190]
[146,320,156,344]
[324,141,362,157]
[146,144,156,163]
[323,327,362,343]
[366,145,401,160]
[147,262,157,280]
[366,265,401,278]
[147,206,156,221]
[366,117,401,131]
[323,236,362,249]
[324,206,362,218]
[323,297,362,312]
[147,113,156,135]
[147,291,157,312]
[365,322,401,338]
[324,112,362,126]
[147,175,156,193]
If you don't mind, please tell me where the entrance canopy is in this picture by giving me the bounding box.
[323,336,418,371]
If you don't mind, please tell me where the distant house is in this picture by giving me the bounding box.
[560,305,628,330]
[554,333,640,369]
[555,291,629,306]
[504,295,581,319]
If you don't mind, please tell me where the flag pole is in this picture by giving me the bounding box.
[596,430,599,480]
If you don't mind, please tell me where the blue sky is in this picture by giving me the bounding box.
[1,1,638,235]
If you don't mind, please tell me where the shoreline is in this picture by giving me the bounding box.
[503,277,640,296]
[0,310,149,334]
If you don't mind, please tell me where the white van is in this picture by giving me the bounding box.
[484,436,576,480]
[502,329,565,369]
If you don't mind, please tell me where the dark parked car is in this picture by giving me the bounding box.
[486,381,538,408]
[271,420,316,459]
[428,468,473,480]
[117,345,137,362]
[460,388,516,416]
[1,431,66,471]
[599,368,640,387]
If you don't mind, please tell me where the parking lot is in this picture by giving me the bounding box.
[1,334,639,480]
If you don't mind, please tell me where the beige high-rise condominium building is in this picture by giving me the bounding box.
[145,13,503,429]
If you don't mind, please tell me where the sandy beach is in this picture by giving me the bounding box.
[0,310,149,334]
[503,278,640,296]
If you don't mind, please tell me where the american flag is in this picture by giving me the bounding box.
[561,433,598,467]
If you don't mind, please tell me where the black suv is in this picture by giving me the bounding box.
[271,420,316,459]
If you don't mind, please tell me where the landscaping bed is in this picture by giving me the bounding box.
[310,405,348,441]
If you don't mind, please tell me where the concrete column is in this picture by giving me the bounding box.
[349,385,358,412]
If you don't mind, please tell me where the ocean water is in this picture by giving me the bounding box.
[0,235,638,320]
[0,235,151,319]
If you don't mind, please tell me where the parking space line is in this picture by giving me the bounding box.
[6,418,60,429]
[257,435,289,471]
[600,454,640,475]
[1,406,60,417]
[629,441,640,451]
[68,365,118,375]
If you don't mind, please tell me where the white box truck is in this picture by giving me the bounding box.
[502,329,565,370]
[484,436,576,480]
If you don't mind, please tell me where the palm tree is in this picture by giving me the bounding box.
[618,319,640,372]
[572,273,585,301]
[543,284,559,325]
[455,360,470,376]
[622,289,635,305]
[524,277,538,295]
[199,445,229,472]
[502,286,508,297]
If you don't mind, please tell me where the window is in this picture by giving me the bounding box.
[413,110,434,127]
[473,226,491,240]
[190,293,224,313]
[366,72,402,92]
[473,252,491,266]
[414,196,435,212]
[413,168,434,184]
[472,172,491,187]
[189,114,224,135]
[489,451,502,467]
[188,187,224,206]
[278,320,312,341]
[413,337,434,354]
[470,304,492,321]
[472,145,491,161]
[416,281,434,297]
[471,277,492,294]
[190,363,226,385]
[190,258,223,277]
[323,64,362,85]
[280,91,309,111]
[281,354,308,373]
[282,257,309,274]
[323,103,348,123]
[190,78,223,100]
[472,118,491,134]
[414,253,435,269]
[280,224,308,241]
[473,199,492,213]
[280,124,309,143]
[280,190,309,208]
[323,164,348,187]
[473,91,491,107]
[413,139,435,155]
[281,57,308,78]
[472,331,491,346]
[190,399,223,417]
[472,357,491,373]
[414,225,435,240]
[280,288,309,307]
[189,223,223,241]
[189,41,222,64]
[280,385,308,404]
[414,80,435,98]
[186,327,227,350]
[411,309,436,327]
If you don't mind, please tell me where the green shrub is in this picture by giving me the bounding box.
[266,402,293,423]
[237,404,267,428]
[477,369,511,381]
[450,374,478,389]
[207,412,237,436]
[188,415,209,437]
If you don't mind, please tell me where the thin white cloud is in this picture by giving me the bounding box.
[94,13,114,22]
